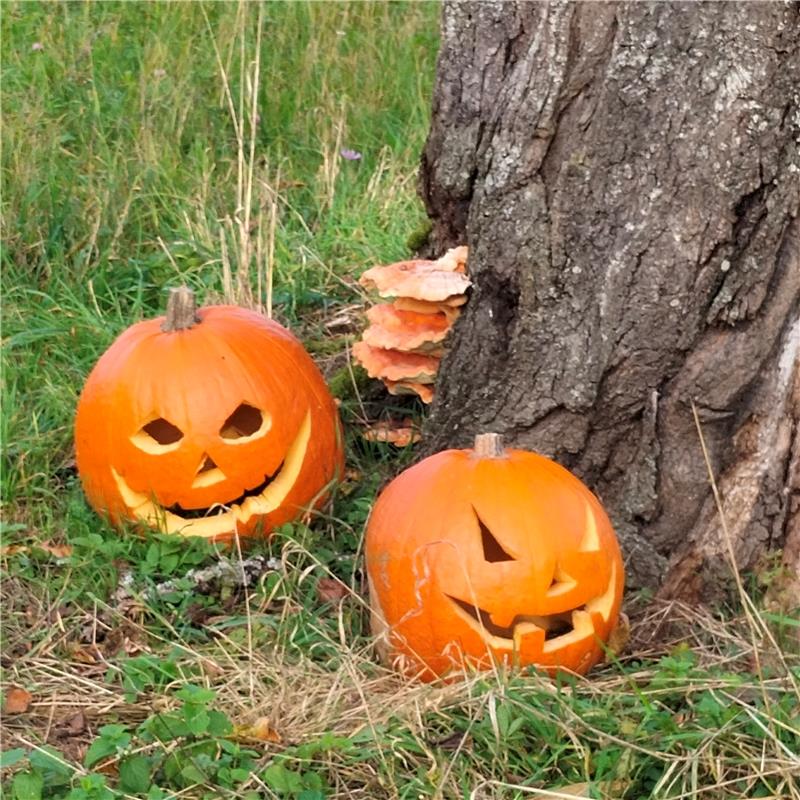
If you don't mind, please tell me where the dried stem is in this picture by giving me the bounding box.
[162,287,199,332]
[473,433,505,458]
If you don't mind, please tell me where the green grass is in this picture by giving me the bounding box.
[2,2,798,799]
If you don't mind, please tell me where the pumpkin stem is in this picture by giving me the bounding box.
[162,286,199,332]
[473,433,505,458]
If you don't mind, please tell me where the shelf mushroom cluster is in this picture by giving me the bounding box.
[353,246,470,403]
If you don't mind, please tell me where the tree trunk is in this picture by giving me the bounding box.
[420,1,800,599]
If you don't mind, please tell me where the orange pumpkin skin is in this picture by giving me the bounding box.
[75,303,343,541]
[365,437,624,681]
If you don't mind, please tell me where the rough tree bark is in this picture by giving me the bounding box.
[420,1,800,599]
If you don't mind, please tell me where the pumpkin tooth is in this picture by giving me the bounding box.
[541,609,594,654]
[512,622,545,660]
[112,468,150,508]
[585,560,618,618]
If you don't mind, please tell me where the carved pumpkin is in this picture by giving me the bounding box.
[75,287,344,541]
[365,433,624,680]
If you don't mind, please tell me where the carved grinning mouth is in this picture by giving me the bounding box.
[167,460,285,519]
[447,595,579,641]
[111,411,311,539]
[446,558,618,655]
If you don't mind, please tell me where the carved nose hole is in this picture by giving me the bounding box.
[197,455,217,474]
[475,508,515,562]
[546,564,577,597]
[192,455,226,488]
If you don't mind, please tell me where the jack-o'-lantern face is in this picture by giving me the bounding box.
[365,434,624,680]
[75,291,343,540]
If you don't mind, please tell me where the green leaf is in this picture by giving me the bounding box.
[12,771,43,800]
[143,712,191,742]
[175,685,216,704]
[68,774,115,799]
[96,724,130,743]
[146,543,160,567]
[206,709,232,737]
[83,737,119,768]
[262,763,304,794]
[302,771,324,791]
[184,708,210,736]
[298,791,326,800]
[0,748,27,769]
[119,755,152,794]
[28,746,73,781]
[180,763,207,785]
[160,552,179,573]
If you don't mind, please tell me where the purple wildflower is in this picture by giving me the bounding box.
[340,148,362,161]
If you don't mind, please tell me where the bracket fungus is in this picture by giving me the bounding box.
[354,246,470,403]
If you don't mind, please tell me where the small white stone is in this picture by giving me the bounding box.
[669,299,680,308]
[721,260,731,272]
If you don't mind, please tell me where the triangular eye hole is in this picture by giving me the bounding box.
[220,404,269,441]
[475,508,515,562]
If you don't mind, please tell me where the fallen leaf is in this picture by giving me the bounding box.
[362,420,422,447]
[429,731,472,751]
[200,659,225,679]
[3,686,33,714]
[606,612,631,658]
[1,542,72,559]
[317,577,350,603]
[231,717,282,743]
[549,783,591,797]
[65,643,102,664]
[53,710,88,737]
[322,303,363,333]
[52,712,89,764]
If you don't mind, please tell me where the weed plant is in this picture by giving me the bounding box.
[2,3,798,799]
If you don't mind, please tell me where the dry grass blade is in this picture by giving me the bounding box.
[691,400,799,703]
[4,585,798,799]
[201,0,275,314]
